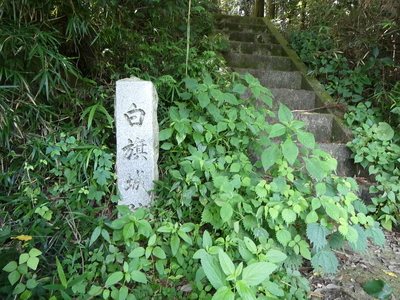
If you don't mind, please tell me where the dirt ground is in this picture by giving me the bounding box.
[305,229,400,300]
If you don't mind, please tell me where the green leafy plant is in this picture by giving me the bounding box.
[346,101,400,230]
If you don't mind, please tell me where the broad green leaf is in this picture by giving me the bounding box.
[305,158,325,181]
[170,235,180,256]
[242,262,277,286]
[183,78,198,91]
[348,225,367,252]
[276,230,291,246]
[131,270,147,284]
[306,223,329,251]
[159,128,173,141]
[152,247,166,259]
[119,286,129,300]
[212,286,234,300]
[106,271,124,286]
[123,222,135,240]
[12,283,25,295]
[219,251,235,276]
[224,93,239,105]
[8,270,21,286]
[299,241,311,259]
[282,138,298,165]
[29,248,42,257]
[374,122,394,141]
[265,249,287,263]
[236,280,256,300]
[89,226,102,247]
[3,261,18,272]
[229,162,241,173]
[325,202,341,221]
[305,210,318,224]
[366,223,386,246]
[269,124,286,138]
[363,280,392,299]
[261,144,280,172]
[27,256,39,271]
[19,253,29,265]
[232,83,247,94]
[220,203,233,222]
[244,237,257,254]
[278,103,293,123]
[202,230,212,249]
[201,253,226,289]
[198,92,210,108]
[282,208,296,224]
[311,248,338,274]
[297,130,315,148]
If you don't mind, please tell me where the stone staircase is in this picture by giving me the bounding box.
[214,14,356,177]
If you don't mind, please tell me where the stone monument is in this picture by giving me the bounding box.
[115,78,159,210]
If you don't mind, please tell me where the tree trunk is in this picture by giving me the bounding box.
[300,0,306,29]
[253,0,265,17]
[267,0,276,19]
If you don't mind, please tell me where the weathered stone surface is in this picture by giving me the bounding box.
[115,77,159,210]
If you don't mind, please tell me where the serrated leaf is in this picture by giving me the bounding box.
[325,202,341,221]
[220,203,233,222]
[276,230,291,246]
[282,208,297,224]
[366,223,386,246]
[269,124,286,138]
[242,262,277,286]
[348,225,367,252]
[233,83,247,94]
[212,286,234,300]
[311,248,338,274]
[297,130,316,148]
[306,223,329,251]
[106,271,123,286]
[219,251,235,276]
[282,138,299,165]
[201,253,226,289]
[305,158,325,181]
[261,144,280,171]
[236,280,256,300]
[278,103,293,123]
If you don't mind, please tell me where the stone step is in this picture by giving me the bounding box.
[227,41,284,56]
[215,30,278,44]
[269,89,316,110]
[215,22,272,34]
[266,112,334,143]
[224,53,293,71]
[242,88,316,111]
[234,68,303,89]
[215,14,266,25]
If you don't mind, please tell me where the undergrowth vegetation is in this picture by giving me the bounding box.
[289,19,400,232]
[0,0,395,299]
